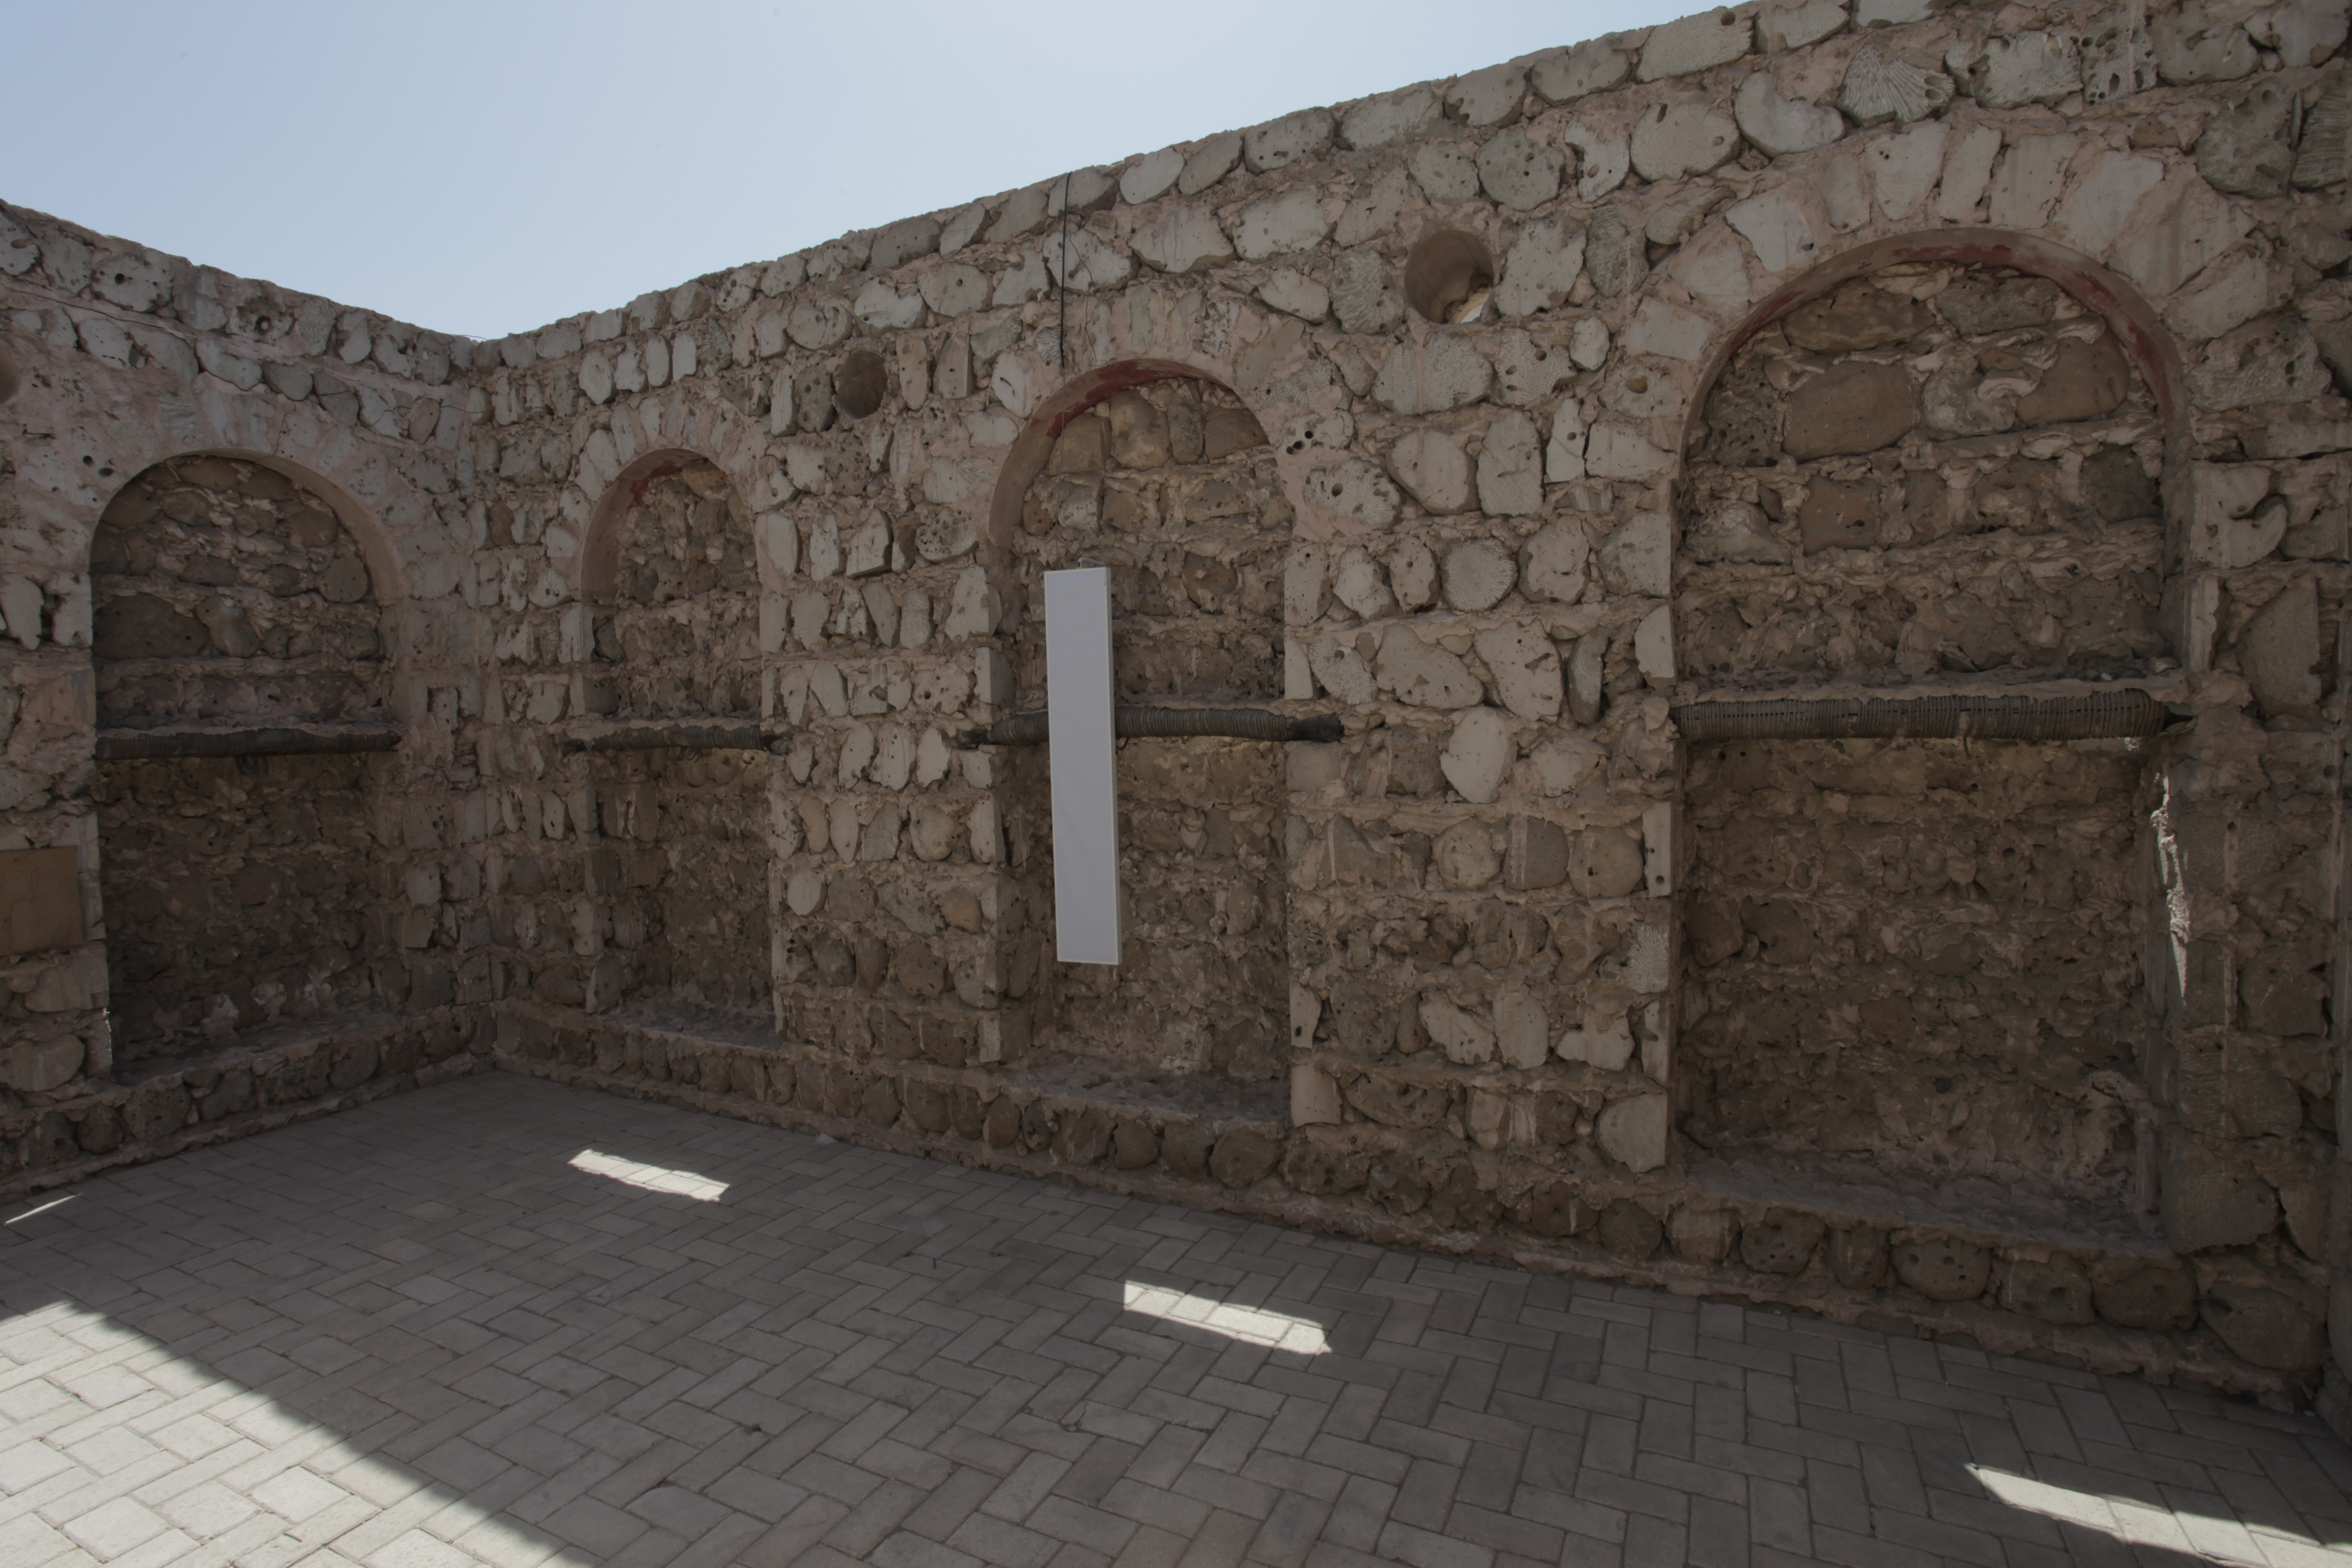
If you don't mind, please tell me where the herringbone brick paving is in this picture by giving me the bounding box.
[3,1074,2349,1568]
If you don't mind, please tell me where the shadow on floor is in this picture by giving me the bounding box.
[4,1073,2349,1568]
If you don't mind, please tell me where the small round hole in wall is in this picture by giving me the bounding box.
[834,349,888,419]
[1404,230,1495,325]
[0,340,19,406]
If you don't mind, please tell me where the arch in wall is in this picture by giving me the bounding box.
[991,359,1295,1083]
[580,446,730,606]
[989,355,1291,708]
[570,443,769,1015]
[89,449,400,1050]
[1666,229,2180,1214]
[88,450,394,726]
[1667,227,2184,684]
[575,444,761,718]
[88,448,410,609]
[984,357,1251,554]
[1675,228,2190,517]
[569,379,778,602]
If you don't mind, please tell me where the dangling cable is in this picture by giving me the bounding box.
[1058,172,1071,372]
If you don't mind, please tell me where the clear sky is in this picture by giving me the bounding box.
[8,1,1698,342]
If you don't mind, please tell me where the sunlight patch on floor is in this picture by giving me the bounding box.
[1969,1464,2352,1563]
[5,1194,75,1224]
[1122,1281,1328,1353]
[0,1301,585,1568]
[567,1149,728,1201]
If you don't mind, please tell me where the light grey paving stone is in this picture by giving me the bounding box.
[6,1074,2352,1568]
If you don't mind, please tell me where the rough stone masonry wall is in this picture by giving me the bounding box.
[0,204,490,1193]
[1682,736,2163,1208]
[1009,381,1293,1086]
[6,0,2352,1408]
[584,462,769,1015]
[747,392,1013,1073]
[87,456,395,1052]
[1671,260,2177,1217]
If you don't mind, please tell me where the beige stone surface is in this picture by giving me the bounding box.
[13,1075,2352,1568]
[5,0,2351,1428]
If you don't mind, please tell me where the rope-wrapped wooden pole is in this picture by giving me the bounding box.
[559,722,774,755]
[96,726,401,761]
[983,706,1344,746]
[1671,688,2170,743]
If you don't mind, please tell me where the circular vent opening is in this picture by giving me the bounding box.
[1404,230,1495,325]
[834,349,889,419]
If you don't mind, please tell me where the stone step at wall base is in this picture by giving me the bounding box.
[1,1006,487,1202]
[493,998,2313,1413]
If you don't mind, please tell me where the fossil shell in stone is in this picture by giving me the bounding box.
[1836,46,1955,126]
[2293,75,2351,190]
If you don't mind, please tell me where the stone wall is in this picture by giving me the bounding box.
[1682,735,2161,1204]
[1008,380,1293,1081]
[6,0,2352,1410]
[593,747,771,1013]
[96,752,390,1050]
[1678,263,2167,682]
[91,456,387,725]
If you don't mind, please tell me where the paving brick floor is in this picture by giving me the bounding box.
[5,1073,2352,1568]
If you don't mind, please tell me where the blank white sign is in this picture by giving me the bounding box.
[1045,568,1121,965]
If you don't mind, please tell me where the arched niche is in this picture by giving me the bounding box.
[88,452,395,1055]
[1676,233,2177,689]
[983,357,1243,554]
[1675,228,2190,522]
[1669,239,2177,1232]
[579,446,758,719]
[574,446,770,1019]
[89,454,391,726]
[994,363,1293,1089]
[584,448,715,606]
[90,447,412,609]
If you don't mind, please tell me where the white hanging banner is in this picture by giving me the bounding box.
[1045,567,1122,965]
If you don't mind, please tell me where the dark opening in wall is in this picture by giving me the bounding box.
[97,753,388,1051]
[834,349,888,420]
[1006,376,1290,1092]
[589,459,771,1021]
[1404,230,1496,325]
[1672,259,2177,1240]
[1678,735,2161,1235]
[1676,263,2166,689]
[90,456,392,1057]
